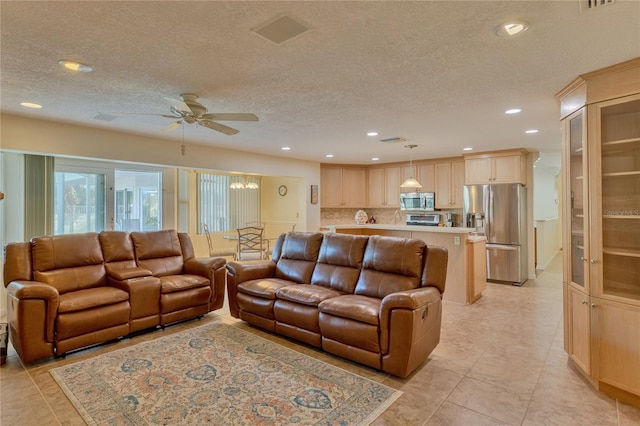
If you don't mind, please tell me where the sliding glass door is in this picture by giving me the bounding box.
[54,170,108,234]
[54,161,162,235]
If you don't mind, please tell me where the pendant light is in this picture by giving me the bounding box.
[400,144,422,189]
[230,176,260,189]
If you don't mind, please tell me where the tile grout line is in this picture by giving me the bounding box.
[518,315,564,425]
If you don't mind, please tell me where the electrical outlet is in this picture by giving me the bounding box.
[454,236,460,245]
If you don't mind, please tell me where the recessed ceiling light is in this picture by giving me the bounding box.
[463,147,473,151]
[525,129,539,134]
[326,154,334,158]
[371,157,380,161]
[367,131,378,137]
[59,60,93,72]
[20,102,42,109]
[505,108,522,114]
[281,146,291,151]
[494,20,530,37]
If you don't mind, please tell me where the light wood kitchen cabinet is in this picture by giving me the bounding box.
[558,58,640,403]
[464,150,527,185]
[435,161,464,209]
[320,166,367,207]
[566,284,591,374]
[417,164,436,193]
[368,166,401,208]
[466,238,487,304]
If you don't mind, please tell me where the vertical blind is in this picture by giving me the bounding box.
[197,173,260,233]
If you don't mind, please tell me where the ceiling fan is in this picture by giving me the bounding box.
[149,93,258,135]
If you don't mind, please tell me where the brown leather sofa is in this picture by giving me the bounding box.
[3,229,226,363]
[226,232,448,378]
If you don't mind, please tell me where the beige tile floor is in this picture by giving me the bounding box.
[1,254,639,425]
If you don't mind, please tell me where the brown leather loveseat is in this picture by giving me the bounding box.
[3,229,226,363]
[226,232,448,378]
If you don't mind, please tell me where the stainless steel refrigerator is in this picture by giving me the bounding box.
[464,183,528,285]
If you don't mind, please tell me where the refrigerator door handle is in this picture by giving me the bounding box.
[486,243,519,251]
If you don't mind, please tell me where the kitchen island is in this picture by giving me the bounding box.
[322,224,486,305]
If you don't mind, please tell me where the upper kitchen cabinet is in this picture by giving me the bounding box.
[558,58,640,402]
[435,160,464,209]
[320,166,367,207]
[368,166,401,208]
[464,149,528,185]
[416,164,436,193]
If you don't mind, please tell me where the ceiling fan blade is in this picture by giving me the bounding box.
[161,121,182,133]
[200,113,259,122]
[164,97,192,114]
[199,120,239,135]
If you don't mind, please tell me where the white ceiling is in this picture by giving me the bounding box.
[1,1,639,170]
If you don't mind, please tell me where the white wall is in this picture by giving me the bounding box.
[1,113,321,230]
[533,162,563,270]
[1,113,322,318]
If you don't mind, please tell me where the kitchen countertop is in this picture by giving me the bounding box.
[322,224,478,234]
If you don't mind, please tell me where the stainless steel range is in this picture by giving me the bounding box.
[406,213,440,226]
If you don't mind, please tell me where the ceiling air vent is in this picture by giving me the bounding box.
[379,137,407,144]
[252,13,310,44]
[585,0,615,9]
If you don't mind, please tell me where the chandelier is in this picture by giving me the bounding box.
[230,176,259,189]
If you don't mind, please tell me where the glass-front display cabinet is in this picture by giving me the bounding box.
[558,58,640,404]
[593,96,640,302]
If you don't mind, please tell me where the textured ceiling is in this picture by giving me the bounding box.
[1,1,639,169]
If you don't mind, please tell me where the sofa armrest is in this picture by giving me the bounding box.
[6,280,59,362]
[184,257,226,277]
[108,267,152,281]
[184,257,227,311]
[379,286,442,360]
[225,260,276,318]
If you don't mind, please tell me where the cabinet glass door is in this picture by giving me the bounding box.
[567,109,587,289]
[596,95,640,302]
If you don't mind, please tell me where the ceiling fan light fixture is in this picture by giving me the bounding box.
[400,144,422,189]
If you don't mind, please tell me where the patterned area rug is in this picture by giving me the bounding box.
[50,322,401,425]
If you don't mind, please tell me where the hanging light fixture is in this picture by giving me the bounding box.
[400,144,422,189]
[230,176,260,189]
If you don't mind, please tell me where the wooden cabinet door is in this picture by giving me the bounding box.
[492,155,524,183]
[367,168,386,207]
[384,167,401,207]
[321,167,343,207]
[451,161,465,208]
[567,286,591,374]
[465,157,492,184]
[417,164,436,193]
[435,162,452,209]
[342,168,367,207]
[465,154,525,184]
[435,163,451,209]
[592,298,640,395]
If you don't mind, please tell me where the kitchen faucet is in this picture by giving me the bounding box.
[393,210,402,225]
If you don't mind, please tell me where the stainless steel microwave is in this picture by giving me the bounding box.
[400,192,435,211]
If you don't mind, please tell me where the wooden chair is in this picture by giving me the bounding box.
[203,224,237,260]
[236,226,267,260]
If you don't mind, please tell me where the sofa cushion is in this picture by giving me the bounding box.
[354,236,424,299]
[99,231,137,272]
[311,233,367,293]
[131,230,184,276]
[58,287,129,313]
[159,274,209,294]
[238,278,294,300]
[32,233,107,293]
[276,284,344,307]
[318,294,380,325]
[275,232,323,283]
